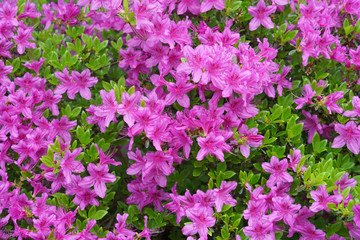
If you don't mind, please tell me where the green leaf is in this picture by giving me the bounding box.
[93,210,108,220]
[283,30,298,42]
[354,18,360,35]
[71,107,82,118]
[40,155,56,168]
[193,168,202,177]
[128,86,135,95]
[223,171,236,179]
[88,206,96,219]
[249,173,261,185]
[312,133,328,154]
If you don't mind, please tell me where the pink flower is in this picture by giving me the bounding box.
[13,23,36,55]
[200,0,225,12]
[177,0,201,15]
[248,0,277,31]
[298,110,323,143]
[309,185,343,212]
[213,181,237,212]
[165,74,194,108]
[324,91,343,114]
[332,121,360,155]
[344,96,360,118]
[79,163,116,198]
[262,156,293,188]
[197,132,230,162]
[142,152,174,187]
[182,207,216,239]
[60,148,85,183]
[293,84,316,109]
[73,188,99,210]
[70,69,98,100]
[22,58,46,75]
[237,124,264,158]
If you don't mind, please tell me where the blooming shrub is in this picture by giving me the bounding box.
[0,0,360,239]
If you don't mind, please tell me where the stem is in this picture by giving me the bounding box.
[130,25,147,41]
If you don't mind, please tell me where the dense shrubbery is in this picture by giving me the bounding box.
[0,0,360,239]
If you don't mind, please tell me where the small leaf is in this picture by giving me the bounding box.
[93,210,108,220]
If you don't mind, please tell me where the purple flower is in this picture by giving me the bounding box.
[353,204,360,228]
[335,173,357,192]
[115,213,136,237]
[54,68,74,98]
[213,181,237,212]
[309,185,343,212]
[18,1,41,19]
[13,23,36,54]
[22,58,46,75]
[79,163,116,198]
[177,0,201,15]
[332,121,360,155]
[298,110,323,144]
[262,156,293,188]
[243,219,274,239]
[60,148,85,183]
[293,84,316,109]
[272,195,301,225]
[142,152,174,187]
[73,188,99,210]
[200,0,225,12]
[324,91,343,114]
[182,206,216,239]
[197,132,230,162]
[237,124,264,158]
[165,74,194,108]
[71,69,98,100]
[248,0,277,31]
[344,96,360,118]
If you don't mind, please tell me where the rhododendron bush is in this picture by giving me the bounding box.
[1,0,360,239]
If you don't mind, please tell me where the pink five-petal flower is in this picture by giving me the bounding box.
[117,91,141,127]
[22,58,46,75]
[309,185,343,212]
[248,0,277,31]
[200,0,225,12]
[213,181,238,212]
[0,60,13,86]
[60,147,85,183]
[238,124,264,158]
[79,163,116,198]
[324,91,344,114]
[332,121,360,155]
[115,213,136,237]
[165,75,194,108]
[94,89,119,128]
[73,188,99,211]
[243,220,273,239]
[182,207,216,239]
[262,156,293,188]
[344,96,360,118]
[178,0,201,15]
[272,195,301,226]
[293,84,316,109]
[298,110,323,144]
[35,89,62,116]
[353,204,360,228]
[13,23,36,54]
[54,68,75,98]
[142,151,173,187]
[197,132,230,162]
[335,173,357,192]
[126,148,145,176]
[71,69,98,100]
